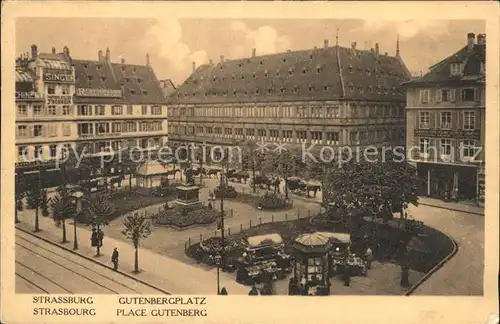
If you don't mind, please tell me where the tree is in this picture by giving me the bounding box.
[121,212,152,273]
[40,189,50,217]
[83,191,113,256]
[62,146,94,190]
[262,149,303,199]
[25,175,43,232]
[50,185,76,243]
[15,174,27,224]
[241,140,265,193]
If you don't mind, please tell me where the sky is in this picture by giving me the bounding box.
[16,18,485,85]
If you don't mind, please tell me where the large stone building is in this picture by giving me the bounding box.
[15,45,168,185]
[167,38,410,159]
[403,33,485,203]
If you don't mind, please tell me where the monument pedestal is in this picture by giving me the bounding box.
[175,185,203,213]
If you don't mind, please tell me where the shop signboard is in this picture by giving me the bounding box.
[47,95,72,105]
[15,91,43,101]
[414,129,480,140]
[43,69,75,83]
[75,88,122,98]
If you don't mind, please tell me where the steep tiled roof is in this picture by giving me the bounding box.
[403,42,485,86]
[72,59,166,105]
[169,45,410,104]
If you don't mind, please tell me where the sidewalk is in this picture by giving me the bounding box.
[16,209,249,295]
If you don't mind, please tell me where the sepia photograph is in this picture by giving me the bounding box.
[1,2,499,324]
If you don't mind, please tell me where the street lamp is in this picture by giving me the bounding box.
[72,191,83,250]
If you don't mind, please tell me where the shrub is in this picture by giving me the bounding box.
[257,193,288,210]
[155,207,218,228]
[151,186,177,197]
[214,185,237,199]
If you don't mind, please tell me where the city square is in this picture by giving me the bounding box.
[13,18,486,297]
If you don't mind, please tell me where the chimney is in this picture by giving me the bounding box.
[220,55,224,63]
[52,47,56,54]
[98,50,103,61]
[477,33,486,45]
[105,47,110,61]
[63,46,70,57]
[324,39,329,48]
[121,58,126,64]
[146,53,150,66]
[364,41,368,50]
[287,49,291,52]
[31,44,38,59]
[192,61,196,72]
[351,42,357,50]
[370,48,374,53]
[467,32,475,52]
[209,59,214,66]
[252,48,256,57]
[375,43,380,55]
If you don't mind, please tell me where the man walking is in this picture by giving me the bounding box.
[111,248,119,271]
[364,246,373,269]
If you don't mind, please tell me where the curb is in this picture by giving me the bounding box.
[15,226,171,295]
[418,202,484,216]
[403,236,459,296]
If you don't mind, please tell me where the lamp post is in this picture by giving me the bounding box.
[219,168,225,270]
[73,191,83,250]
[215,253,221,294]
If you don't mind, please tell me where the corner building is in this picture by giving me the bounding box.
[403,33,486,204]
[167,38,410,157]
[15,45,168,185]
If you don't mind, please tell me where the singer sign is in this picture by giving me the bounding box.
[43,70,75,83]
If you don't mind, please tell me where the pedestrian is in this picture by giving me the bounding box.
[219,287,228,295]
[248,285,259,296]
[365,246,373,269]
[98,229,104,247]
[91,228,98,247]
[343,264,351,287]
[400,264,410,287]
[111,247,119,271]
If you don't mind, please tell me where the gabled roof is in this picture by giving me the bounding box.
[403,43,485,87]
[72,59,167,105]
[168,45,410,105]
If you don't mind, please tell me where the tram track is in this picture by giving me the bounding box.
[15,233,146,294]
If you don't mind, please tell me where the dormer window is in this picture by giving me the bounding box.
[253,73,256,79]
[233,90,237,95]
[238,63,242,68]
[348,84,354,91]
[130,89,136,94]
[213,76,217,81]
[204,92,207,97]
[88,76,93,81]
[124,78,130,82]
[283,58,286,63]
[276,71,280,76]
[241,75,245,79]
[280,88,285,93]
[84,64,89,69]
[100,77,106,82]
[293,87,299,93]
[302,68,307,75]
[256,89,260,94]
[96,65,101,70]
[192,92,196,97]
[324,86,330,91]
[232,74,235,80]
[365,68,371,75]
[288,68,293,76]
[264,70,268,78]
[316,65,321,74]
[121,66,125,72]
[260,61,263,65]
[348,65,353,73]
[137,78,142,83]
[268,89,272,94]
[450,63,462,76]
[244,90,248,95]
[368,85,373,92]
[309,54,313,59]
[308,86,313,92]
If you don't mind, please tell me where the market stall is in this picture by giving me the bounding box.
[235,233,291,285]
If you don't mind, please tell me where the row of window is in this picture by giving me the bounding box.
[16,124,71,138]
[177,83,403,99]
[419,111,476,130]
[169,104,404,119]
[47,84,72,95]
[419,88,481,104]
[419,138,478,158]
[16,137,164,161]
[17,104,72,117]
[77,105,162,116]
[77,121,164,136]
[449,62,485,77]
[170,126,402,145]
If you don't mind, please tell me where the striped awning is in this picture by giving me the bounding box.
[15,70,34,83]
[36,58,71,70]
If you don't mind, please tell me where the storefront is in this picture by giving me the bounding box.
[417,162,478,201]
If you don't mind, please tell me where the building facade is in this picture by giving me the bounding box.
[167,38,410,158]
[15,45,168,184]
[403,33,486,204]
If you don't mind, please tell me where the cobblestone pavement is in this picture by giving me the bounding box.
[406,204,484,295]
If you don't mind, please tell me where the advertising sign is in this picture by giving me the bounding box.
[76,88,122,98]
[15,92,42,100]
[47,95,72,105]
[43,69,75,83]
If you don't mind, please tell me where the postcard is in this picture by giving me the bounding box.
[1,1,499,324]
